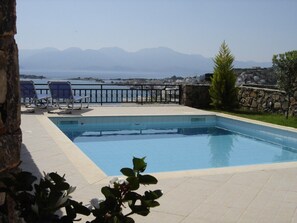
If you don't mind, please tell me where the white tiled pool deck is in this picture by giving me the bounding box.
[20,105,297,223]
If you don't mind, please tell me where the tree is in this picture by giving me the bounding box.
[272,50,297,118]
[209,41,238,110]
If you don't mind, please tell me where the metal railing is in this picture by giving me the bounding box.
[34,83,181,105]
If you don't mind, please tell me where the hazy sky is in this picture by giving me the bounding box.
[16,0,297,62]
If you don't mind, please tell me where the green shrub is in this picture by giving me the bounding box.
[273,50,297,118]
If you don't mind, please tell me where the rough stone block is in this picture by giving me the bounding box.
[0,130,21,172]
[0,37,20,133]
[250,91,257,98]
[258,90,265,97]
[0,69,7,103]
[251,100,258,108]
[272,94,280,100]
[282,101,289,110]
[0,0,16,35]
[274,102,281,109]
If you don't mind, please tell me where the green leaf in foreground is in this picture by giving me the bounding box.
[126,176,140,190]
[133,157,147,172]
[121,168,135,177]
[138,175,158,185]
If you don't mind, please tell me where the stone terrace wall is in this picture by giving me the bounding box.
[239,87,287,113]
[181,84,297,114]
[180,84,211,108]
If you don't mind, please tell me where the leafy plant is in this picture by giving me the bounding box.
[0,157,162,223]
[272,50,297,118]
[88,157,162,223]
[0,171,90,223]
[209,41,238,110]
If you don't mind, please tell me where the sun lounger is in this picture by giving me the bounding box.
[20,80,51,109]
[48,81,90,112]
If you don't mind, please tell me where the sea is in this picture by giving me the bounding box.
[20,69,193,83]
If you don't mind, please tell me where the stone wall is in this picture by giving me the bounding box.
[0,1,21,221]
[181,84,297,114]
[238,87,288,113]
[0,0,21,173]
[180,84,211,108]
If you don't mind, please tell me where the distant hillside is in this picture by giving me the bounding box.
[19,47,271,76]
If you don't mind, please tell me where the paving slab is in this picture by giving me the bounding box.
[20,105,297,222]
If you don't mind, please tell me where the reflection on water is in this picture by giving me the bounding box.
[63,126,227,141]
[273,146,297,162]
[208,128,235,167]
[64,126,236,168]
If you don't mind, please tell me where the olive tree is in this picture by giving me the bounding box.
[272,50,297,118]
[209,41,238,110]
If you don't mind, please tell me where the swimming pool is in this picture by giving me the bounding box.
[50,115,297,176]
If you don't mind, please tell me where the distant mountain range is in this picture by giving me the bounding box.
[19,47,272,77]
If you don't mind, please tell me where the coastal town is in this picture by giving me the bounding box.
[20,67,277,87]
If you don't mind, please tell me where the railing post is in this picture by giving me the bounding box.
[179,85,182,105]
[100,84,103,106]
[164,85,167,103]
[141,85,143,105]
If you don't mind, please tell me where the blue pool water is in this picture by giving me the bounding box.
[50,115,297,175]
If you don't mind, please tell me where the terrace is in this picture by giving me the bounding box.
[20,104,297,222]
